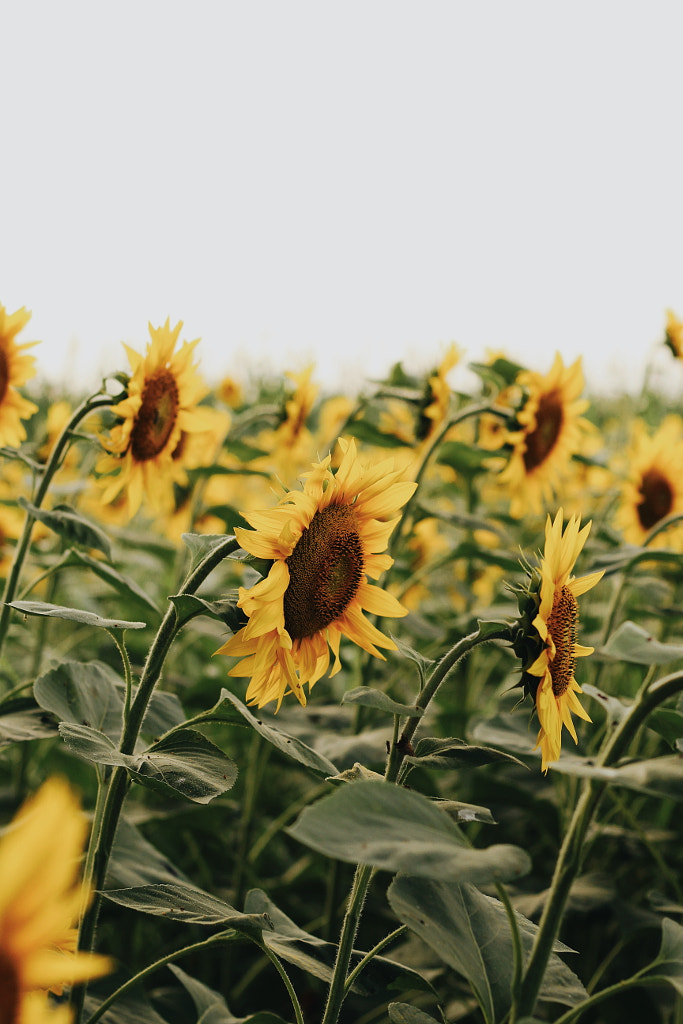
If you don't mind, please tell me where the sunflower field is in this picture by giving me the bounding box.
[1,304,683,1024]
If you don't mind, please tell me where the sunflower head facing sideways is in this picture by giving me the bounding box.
[512,510,604,772]
[0,303,39,449]
[97,320,218,519]
[498,353,590,518]
[216,438,417,710]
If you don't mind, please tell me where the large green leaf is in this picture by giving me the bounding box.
[188,689,338,777]
[388,1005,442,1024]
[106,819,193,889]
[169,594,244,632]
[405,735,526,771]
[0,697,58,746]
[59,723,237,804]
[551,754,683,800]
[600,621,683,665]
[341,687,424,718]
[642,917,683,996]
[244,889,432,998]
[168,965,290,1024]
[62,548,160,613]
[18,497,113,558]
[103,881,270,933]
[34,659,185,743]
[388,876,586,1024]
[287,780,530,883]
[8,600,146,631]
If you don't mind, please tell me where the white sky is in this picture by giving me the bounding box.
[3,2,683,397]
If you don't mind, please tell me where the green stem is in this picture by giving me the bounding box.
[257,940,306,1024]
[495,882,523,1017]
[550,972,671,1024]
[343,925,408,996]
[106,629,134,739]
[72,536,240,1021]
[83,930,237,1024]
[320,862,374,1024]
[0,392,113,660]
[515,669,683,1019]
[322,624,513,1024]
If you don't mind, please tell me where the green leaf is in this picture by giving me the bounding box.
[18,498,113,558]
[436,441,501,477]
[432,799,496,825]
[106,820,194,888]
[642,917,683,996]
[341,687,424,718]
[326,762,385,785]
[190,689,338,777]
[59,723,238,804]
[244,889,433,998]
[405,736,526,770]
[581,683,631,725]
[103,881,270,933]
[83,992,171,1024]
[346,420,411,448]
[647,709,683,749]
[223,439,270,462]
[388,876,586,1024]
[8,600,146,631]
[169,594,244,632]
[34,660,127,739]
[600,621,683,665]
[132,730,238,803]
[34,659,185,743]
[0,697,57,746]
[62,549,160,613]
[550,754,683,800]
[388,1004,442,1024]
[287,780,531,883]
[168,964,291,1024]
[182,533,236,572]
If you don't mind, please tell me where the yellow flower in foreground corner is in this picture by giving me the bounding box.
[0,303,39,448]
[97,319,216,519]
[0,778,111,1023]
[216,438,417,709]
[499,354,590,518]
[514,510,604,772]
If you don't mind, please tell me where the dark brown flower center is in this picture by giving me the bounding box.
[637,468,674,531]
[547,584,578,697]
[0,949,20,1024]
[0,348,9,406]
[523,389,564,472]
[284,504,364,640]
[129,369,180,462]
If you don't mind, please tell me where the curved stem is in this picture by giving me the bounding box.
[550,973,671,1024]
[72,536,240,1022]
[257,940,306,1024]
[83,930,237,1024]
[0,393,113,659]
[343,925,408,996]
[515,669,683,1019]
[322,623,514,1024]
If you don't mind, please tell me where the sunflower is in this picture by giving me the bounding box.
[614,415,683,548]
[418,344,461,441]
[513,510,604,772]
[97,319,217,518]
[0,778,111,1023]
[498,354,590,518]
[216,438,417,709]
[664,309,683,360]
[0,304,39,449]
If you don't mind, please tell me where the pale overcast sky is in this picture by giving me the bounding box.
[3,2,683,397]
